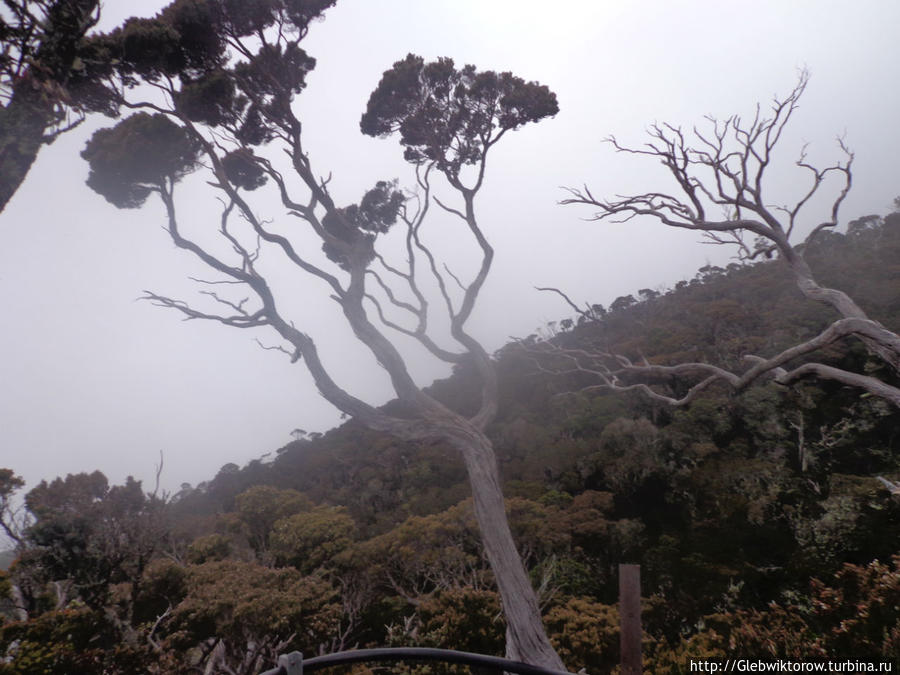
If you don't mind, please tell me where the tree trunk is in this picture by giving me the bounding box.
[788,253,900,372]
[443,419,566,671]
[0,89,54,214]
[10,583,29,622]
[295,321,566,667]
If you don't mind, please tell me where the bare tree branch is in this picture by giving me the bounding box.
[79,43,564,667]
[562,70,900,380]
[526,317,900,409]
[366,268,421,318]
[534,286,597,322]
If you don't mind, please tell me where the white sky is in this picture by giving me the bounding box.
[2,0,899,495]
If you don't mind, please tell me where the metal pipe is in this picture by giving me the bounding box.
[259,647,574,675]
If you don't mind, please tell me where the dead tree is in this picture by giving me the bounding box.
[556,71,900,408]
[78,4,563,667]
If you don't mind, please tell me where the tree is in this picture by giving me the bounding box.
[78,2,563,666]
[270,505,355,574]
[555,71,900,409]
[233,485,312,558]
[164,560,341,674]
[357,500,490,602]
[20,472,167,617]
[0,0,122,213]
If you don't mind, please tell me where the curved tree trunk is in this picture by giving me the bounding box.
[441,418,566,671]
[293,336,566,668]
[787,252,900,372]
[10,583,29,622]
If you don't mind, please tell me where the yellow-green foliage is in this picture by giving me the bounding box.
[544,596,619,673]
[359,500,487,595]
[134,557,189,623]
[233,485,313,554]
[166,560,340,655]
[0,607,143,674]
[385,588,504,675]
[270,505,356,574]
[644,628,729,673]
[416,588,504,654]
[186,532,233,564]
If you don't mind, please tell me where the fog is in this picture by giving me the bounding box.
[2,0,898,495]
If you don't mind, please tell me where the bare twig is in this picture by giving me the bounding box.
[534,286,597,322]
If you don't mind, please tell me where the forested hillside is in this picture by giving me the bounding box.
[2,209,899,673]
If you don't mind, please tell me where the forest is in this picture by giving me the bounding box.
[1,0,899,673]
[2,211,900,672]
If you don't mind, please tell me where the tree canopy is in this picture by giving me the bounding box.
[361,54,558,183]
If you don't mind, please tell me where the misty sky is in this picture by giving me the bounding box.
[2,0,899,496]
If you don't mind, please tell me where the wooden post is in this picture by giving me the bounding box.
[619,563,641,675]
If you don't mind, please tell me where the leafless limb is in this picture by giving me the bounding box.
[876,476,900,498]
[561,69,900,385]
[41,112,86,141]
[152,450,164,499]
[143,291,268,328]
[366,268,420,318]
[534,286,597,322]
[364,292,415,336]
[188,276,246,286]
[408,207,456,319]
[433,195,467,221]
[373,250,412,284]
[254,339,296,360]
[147,605,172,652]
[443,263,467,292]
[526,317,900,409]
[700,229,756,260]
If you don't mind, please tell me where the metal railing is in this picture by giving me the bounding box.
[259,647,573,675]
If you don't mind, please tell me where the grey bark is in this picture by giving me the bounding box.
[784,249,900,372]
[444,419,564,668]
[560,72,900,403]
[531,317,900,410]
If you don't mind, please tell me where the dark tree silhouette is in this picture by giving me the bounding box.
[0,0,123,213]
[79,2,562,667]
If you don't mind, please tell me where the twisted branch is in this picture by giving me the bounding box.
[562,69,900,376]
[525,317,900,409]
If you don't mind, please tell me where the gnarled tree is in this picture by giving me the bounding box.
[79,1,563,667]
[554,72,900,409]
